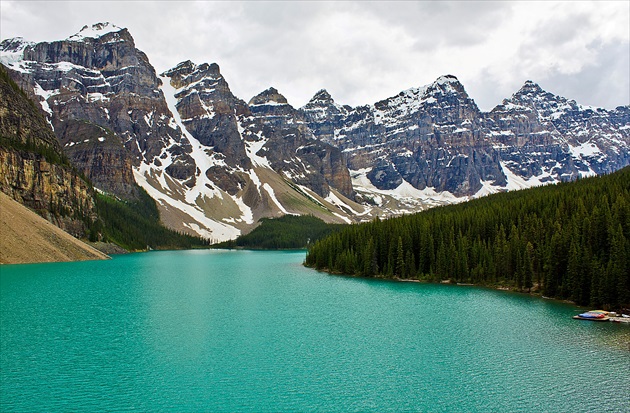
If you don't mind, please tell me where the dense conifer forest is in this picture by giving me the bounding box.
[213,215,343,249]
[95,189,208,251]
[305,167,630,311]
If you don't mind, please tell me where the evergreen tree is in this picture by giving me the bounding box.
[304,167,630,310]
[395,236,405,277]
[524,242,534,292]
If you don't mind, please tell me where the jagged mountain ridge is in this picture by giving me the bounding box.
[0,23,361,242]
[2,22,629,242]
[301,76,630,202]
[487,81,630,178]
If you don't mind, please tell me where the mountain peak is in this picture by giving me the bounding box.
[509,80,564,107]
[436,74,460,85]
[310,89,334,103]
[432,74,466,92]
[67,22,125,41]
[165,60,196,74]
[162,61,224,90]
[198,62,221,76]
[249,87,289,106]
[517,80,545,96]
[418,73,470,101]
[300,89,349,124]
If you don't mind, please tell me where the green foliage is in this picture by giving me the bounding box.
[95,188,208,251]
[213,215,345,249]
[0,64,36,110]
[305,167,630,311]
[0,135,71,167]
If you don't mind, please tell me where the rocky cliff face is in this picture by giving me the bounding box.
[0,149,95,236]
[2,26,361,241]
[302,76,630,204]
[57,119,138,197]
[245,87,353,198]
[3,23,629,241]
[0,23,190,200]
[0,65,96,237]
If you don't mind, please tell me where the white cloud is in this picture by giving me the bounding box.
[1,1,628,111]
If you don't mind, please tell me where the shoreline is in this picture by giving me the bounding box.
[306,264,630,320]
[402,278,630,321]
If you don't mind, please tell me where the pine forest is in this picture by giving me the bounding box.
[305,167,630,311]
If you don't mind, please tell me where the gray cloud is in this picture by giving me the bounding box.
[1,1,628,111]
[366,1,513,49]
[540,41,630,108]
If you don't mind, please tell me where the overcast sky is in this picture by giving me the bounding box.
[1,1,628,110]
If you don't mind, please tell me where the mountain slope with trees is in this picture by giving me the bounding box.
[305,167,630,311]
[1,63,208,259]
[213,215,344,249]
[95,188,208,251]
[3,24,628,242]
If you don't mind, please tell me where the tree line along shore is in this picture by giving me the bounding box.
[305,167,630,312]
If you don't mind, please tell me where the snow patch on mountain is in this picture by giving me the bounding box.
[133,165,238,241]
[569,141,601,158]
[127,75,245,241]
[350,168,456,203]
[500,162,558,191]
[158,75,222,198]
[32,84,56,117]
[325,191,363,216]
[0,38,33,72]
[244,135,271,168]
[263,183,290,215]
[67,23,123,41]
[232,195,254,225]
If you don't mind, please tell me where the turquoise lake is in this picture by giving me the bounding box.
[1,250,628,412]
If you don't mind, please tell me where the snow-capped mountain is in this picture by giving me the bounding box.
[2,23,629,241]
[486,80,630,181]
[301,75,630,204]
[0,23,189,199]
[144,60,359,240]
[0,24,362,241]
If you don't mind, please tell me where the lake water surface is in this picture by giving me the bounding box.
[1,250,628,412]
